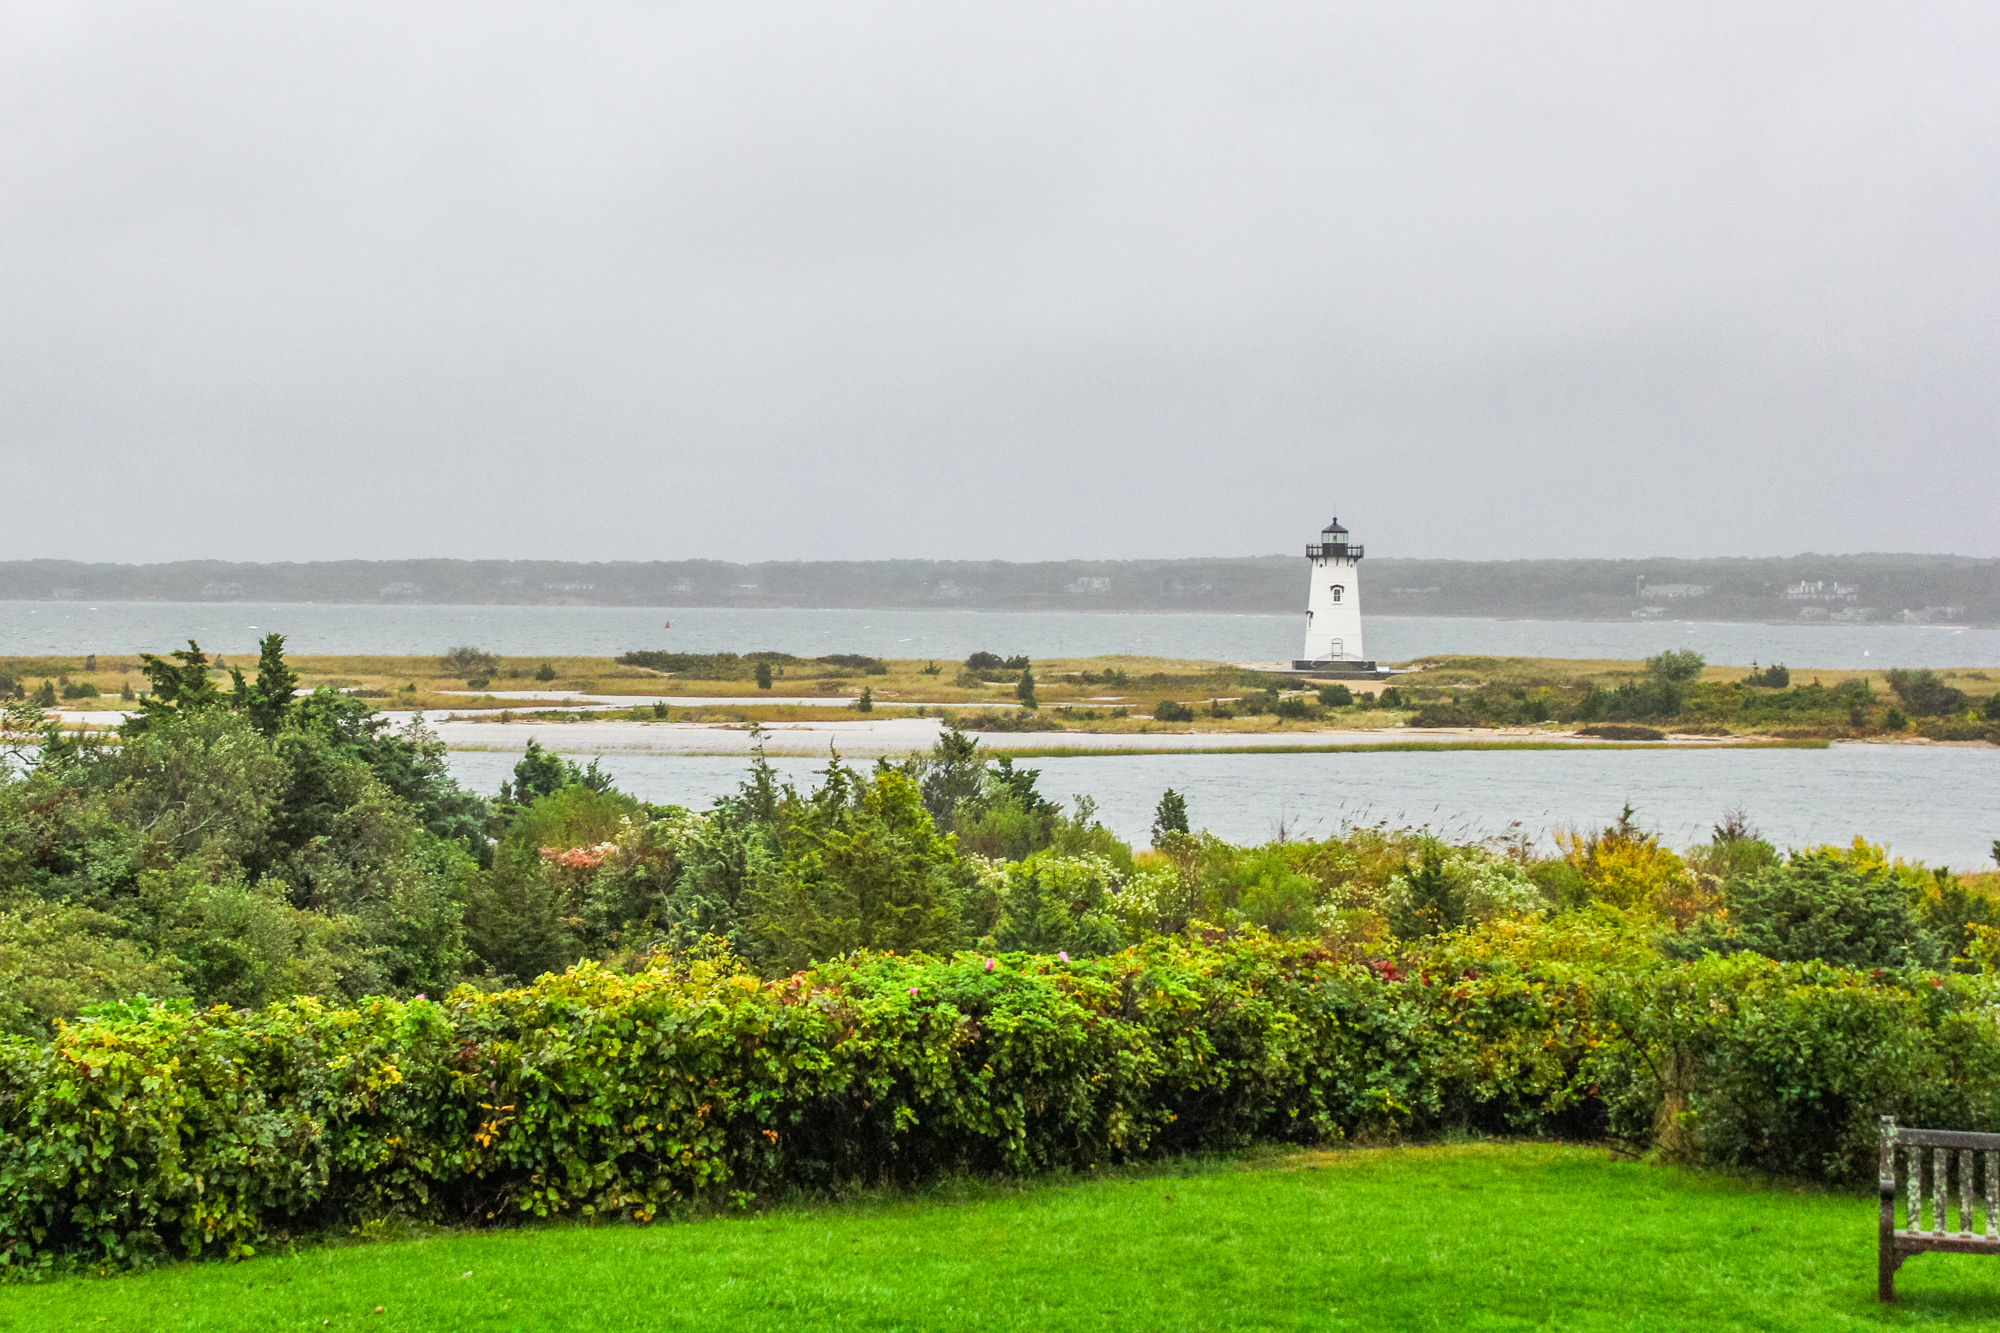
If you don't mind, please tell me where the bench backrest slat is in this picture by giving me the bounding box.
[1935,1148,1948,1236]
[1960,1150,1975,1238]
[1905,1141,1920,1230]
[1976,1144,1992,1232]
[1897,1128,2000,1150]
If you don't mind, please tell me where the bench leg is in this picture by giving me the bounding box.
[1880,1185,1899,1303]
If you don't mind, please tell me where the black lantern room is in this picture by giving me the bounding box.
[1308,518,1362,561]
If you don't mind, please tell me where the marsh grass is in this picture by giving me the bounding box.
[15,651,1994,740]
[7,1142,1995,1332]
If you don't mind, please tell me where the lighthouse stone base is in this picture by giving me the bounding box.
[1285,660,1391,679]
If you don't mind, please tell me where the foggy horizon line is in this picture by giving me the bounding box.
[4,550,1995,569]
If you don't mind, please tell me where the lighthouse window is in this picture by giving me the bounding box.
[1330,585,1344,603]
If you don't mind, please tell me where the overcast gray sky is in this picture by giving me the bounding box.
[1,2,1994,564]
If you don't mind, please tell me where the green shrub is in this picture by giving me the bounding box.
[615,651,808,679]
[5,926,1993,1272]
[1645,650,1705,683]
[440,647,500,676]
[957,711,1061,733]
[1675,849,1941,969]
[1577,724,1665,741]
[1153,700,1195,723]
[817,655,888,675]
[0,936,1488,1272]
[1591,955,2000,1180]
[1411,703,1480,727]
[1884,668,1965,717]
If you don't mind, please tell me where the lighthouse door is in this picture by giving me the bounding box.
[1328,637,1343,660]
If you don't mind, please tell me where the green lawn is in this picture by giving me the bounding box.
[7,1142,1998,1331]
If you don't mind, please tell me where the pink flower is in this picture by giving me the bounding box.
[985,958,995,971]
[1057,951,1069,963]
[908,987,919,996]
[414,994,426,1001]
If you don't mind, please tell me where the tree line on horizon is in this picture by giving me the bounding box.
[3,553,1998,620]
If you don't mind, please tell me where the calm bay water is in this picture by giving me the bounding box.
[4,601,1996,670]
[16,600,1993,863]
[446,742,2000,870]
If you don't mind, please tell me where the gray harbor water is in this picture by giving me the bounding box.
[445,740,2000,871]
[4,601,1995,670]
[10,600,1993,867]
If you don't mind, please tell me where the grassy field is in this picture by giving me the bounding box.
[7,1142,1998,1332]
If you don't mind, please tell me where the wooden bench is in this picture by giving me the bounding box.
[1879,1115,2000,1302]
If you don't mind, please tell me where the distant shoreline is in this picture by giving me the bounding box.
[3,552,1995,623]
[4,599,1993,628]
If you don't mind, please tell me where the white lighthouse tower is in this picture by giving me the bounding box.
[1294,515,1376,674]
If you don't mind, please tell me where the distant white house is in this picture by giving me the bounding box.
[1785,580,1860,602]
[1639,583,1708,600]
[1065,577,1111,594]
[379,582,422,597]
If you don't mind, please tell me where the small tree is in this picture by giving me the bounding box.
[231,633,300,737]
[1151,789,1189,845]
[128,640,223,729]
[2,696,55,769]
[534,662,557,682]
[1645,649,1705,682]
[1015,669,1037,710]
[506,739,571,804]
[1318,683,1354,708]
[1743,662,1790,689]
[441,645,500,676]
[855,686,874,713]
[755,662,773,690]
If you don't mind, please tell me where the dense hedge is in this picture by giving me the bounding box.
[2,927,1996,1275]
